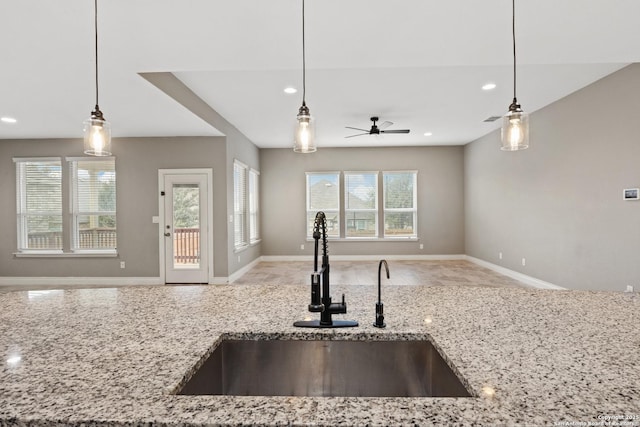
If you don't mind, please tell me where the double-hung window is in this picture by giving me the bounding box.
[15,158,63,251]
[70,158,117,252]
[249,168,260,244]
[15,157,117,254]
[306,172,340,238]
[305,170,417,239]
[233,160,248,250]
[383,171,417,238]
[234,160,260,250]
[344,172,378,238]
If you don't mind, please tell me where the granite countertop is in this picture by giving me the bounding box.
[1,283,639,426]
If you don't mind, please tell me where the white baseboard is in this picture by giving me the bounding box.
[227,257,263,283]
[465,256,565,290]
[0,277,162,287]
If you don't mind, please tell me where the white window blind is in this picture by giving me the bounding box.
[249,168,260,244]
[234,161,248,249]
[15,158,63,251]
[383,171,417,238]
[306,172,340,238]
[70,158,117,251]
[344,172,378,238]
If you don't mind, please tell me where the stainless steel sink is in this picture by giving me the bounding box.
[177,339,472,397]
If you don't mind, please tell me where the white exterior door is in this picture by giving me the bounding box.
[162,172,210,284]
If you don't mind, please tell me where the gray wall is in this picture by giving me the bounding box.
[260,146,465,257]
[465,64,640,291]
[141,72,261,277]
[0,136,227,278]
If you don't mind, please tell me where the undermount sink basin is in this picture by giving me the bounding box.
[177,339,472,397]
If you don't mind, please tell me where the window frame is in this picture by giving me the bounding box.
[382,170,418,239]
[68,157,117,254]
[14,157,63,253]
[305,172,341,238]
[249,168,260,245]
[305,170,418,241]
[233,160,248,251]
[344,171,378,239]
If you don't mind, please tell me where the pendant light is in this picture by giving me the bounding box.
[501,0,529,151]
[83,0,112,156]
[293,0,316,153]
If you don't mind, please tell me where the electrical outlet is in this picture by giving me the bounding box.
[626,285,634,293]
[521,258,526,266]
[499,252,503,260]
[420,243,424,250]
[120,261,125,269]
[300,244,304,250]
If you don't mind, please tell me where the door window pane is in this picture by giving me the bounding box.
[173,184,200,267]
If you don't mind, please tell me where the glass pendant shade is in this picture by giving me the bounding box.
[83,110,112,156]
[501,104,529,151]
[294,104,316,153]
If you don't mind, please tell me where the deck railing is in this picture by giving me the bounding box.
[26,228,200,264]
[27,229,117,250]
[173,228,200,264]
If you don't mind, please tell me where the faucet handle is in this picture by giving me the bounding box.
[374,302,386,328]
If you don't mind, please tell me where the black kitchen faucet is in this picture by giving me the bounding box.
[293,211,358,328]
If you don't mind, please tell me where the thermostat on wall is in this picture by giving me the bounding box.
[623,188,639,200]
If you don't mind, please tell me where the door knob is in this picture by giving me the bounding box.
[164,232,171,237]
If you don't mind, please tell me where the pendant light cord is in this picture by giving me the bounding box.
[94,0,100,108]
[301,0,306,106]
[512,0,517,102]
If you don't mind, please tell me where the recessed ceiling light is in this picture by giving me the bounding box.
[424,132,433,137]
[284,87,297,94]
[482,83,497,91]
[1,117,17,123]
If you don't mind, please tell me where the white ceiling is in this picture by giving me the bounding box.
[1,0,639,148]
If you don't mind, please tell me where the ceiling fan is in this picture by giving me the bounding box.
[345,116,410,138]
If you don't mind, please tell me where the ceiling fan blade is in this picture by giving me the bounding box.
[345,126,370,132]
[345,133,369,138]
[379,121,393,130]
[381,129,410,134]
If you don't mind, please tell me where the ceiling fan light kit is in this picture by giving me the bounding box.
[83,0,112,157]
[501,0,530,151]
[345,116,410,139]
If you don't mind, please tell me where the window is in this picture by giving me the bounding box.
[70,158,117,251]
[14,157,117,254]
[234,161,260,250]
[306,172,340,238]
[383,171,417,238]
[249,168,260,244]
[344,172,378,238]
[233,161,248,250]
[305,170,417,240]
[15,158,63,251]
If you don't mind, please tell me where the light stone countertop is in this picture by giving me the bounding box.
[1,283,639,426]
